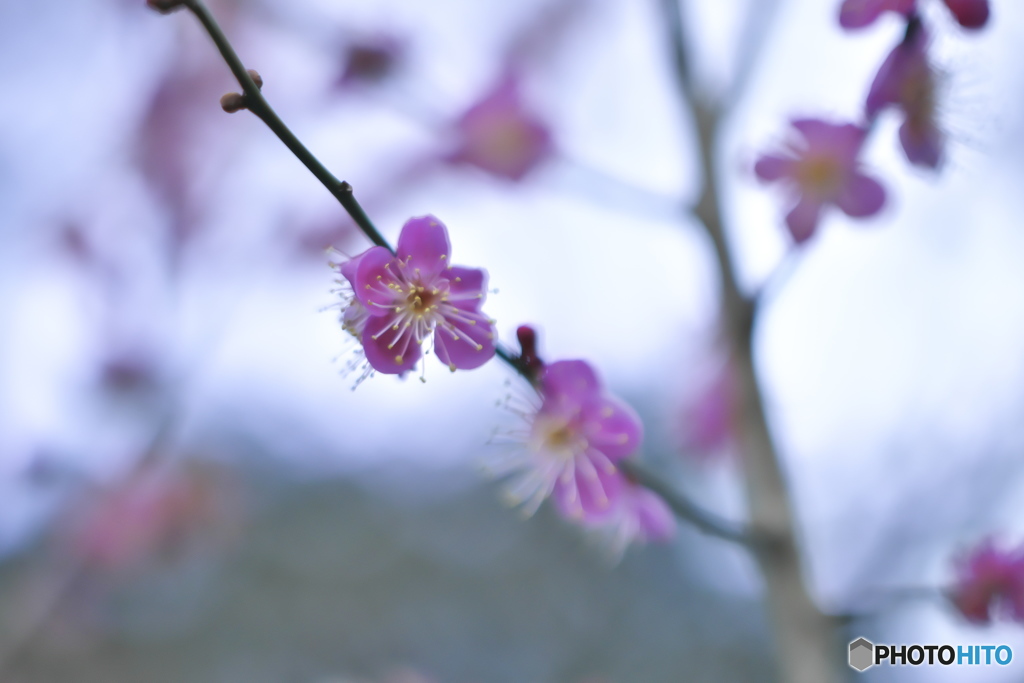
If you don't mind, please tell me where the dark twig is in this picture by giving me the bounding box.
[182,0,392,253]
[620,460,756,546]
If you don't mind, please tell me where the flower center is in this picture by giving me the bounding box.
[530,414,588,460]
[404,283,443,317]
[471,116,535,169]
[797,155,843,198]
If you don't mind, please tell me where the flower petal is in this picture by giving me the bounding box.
[338,247,373,284]
[445,265,488,311]
[866,25,931,118]
[361,314,422,374]
[785,198,823,244]
[552,460,623,522]
[432,313,496,371]
[754,154,795,182]
[835,173,886,218]
[801,120,866,162]
[633,487,676,542]
[542,360,602,405]
[899,120,943,169]
[582,397,643,461]
[943,0,989,29]
[353,246,401,315]
[396,215,452,282]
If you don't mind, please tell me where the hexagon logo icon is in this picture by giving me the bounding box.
[849,637,875,672]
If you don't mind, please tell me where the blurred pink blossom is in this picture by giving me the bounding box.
[943,0,990,29]
[838,0,915,30]
[755,119,886,243]
[950,539,1024,624]
[446,73,554,182]
[336,216,496,375]
[65,463,233,574]
[866,21,943,168]
[493,360,643,519]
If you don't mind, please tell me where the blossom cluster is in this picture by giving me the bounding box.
[332,218,674,551]
[755,0,989,243]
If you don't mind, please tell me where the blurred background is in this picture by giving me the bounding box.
[2,0,1024,680]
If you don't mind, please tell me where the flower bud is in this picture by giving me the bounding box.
[220,92,247,113]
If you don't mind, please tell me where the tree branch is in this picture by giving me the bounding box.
[658,2,842,682]
[182,0,392,253]
[620,460,756,546]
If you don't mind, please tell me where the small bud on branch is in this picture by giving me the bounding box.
[219,92,247,113]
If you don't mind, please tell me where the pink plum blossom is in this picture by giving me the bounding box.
[64,464,230,574]
[838,0,915,30]
[838,0,989,30]
[943,0,989,29]
[335,215,496,375]
[447,72,554,181]
[950,539,1024,624]
[755,119,886,243]
[866,21,943,168]
[492,360,643,518]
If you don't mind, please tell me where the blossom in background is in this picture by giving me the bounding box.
[866,21,943,168]
[64,463,231,574]
[838,0,915,30]
[950,539,1024,623]
[335,35,405,89]
[943,0,990,29]
[335,216,496,375]
[446,72,554,182]
[492,360,643,518]
[838,0,989,30]
[755,119,886,243]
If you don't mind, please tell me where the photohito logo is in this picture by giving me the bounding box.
[849,638,1013,672]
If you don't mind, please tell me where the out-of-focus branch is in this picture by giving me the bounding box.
[658,2,842,682]
[834,585,942,623]
[726,0,782,110]
[620,460,755,546]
